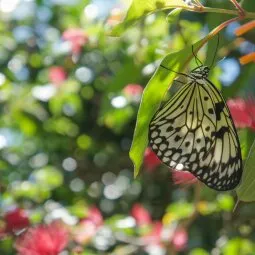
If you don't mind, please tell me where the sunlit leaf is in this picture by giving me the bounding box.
[111,0,188,36]
[222,238,254,255]
[165,201,194,219]
[237,138,255,201]
[167,8,182,23]
[31,166,64,189]
[129,37,212,177]
[216,194,234,212]
[189,248,209,255]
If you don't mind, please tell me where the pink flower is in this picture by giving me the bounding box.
[62,28,88,54]
[49,66,67,86]
[86,206,103,227]
[73,219,97,245]
[15,221,69,255]
[172,170,197,186]
[131,204,152,226]
[142,221,162,245]
[123,84,143,97]
[123,84,143,103]
[171,228,188,252]
[227,98,253,129]
[4,208,30,233]
[0,226,6,239]
[73,206,103,245]
[144,148,161,171]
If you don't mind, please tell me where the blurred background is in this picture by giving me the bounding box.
[0,0,255,254]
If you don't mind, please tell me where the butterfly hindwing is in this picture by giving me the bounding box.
[149,68,242,191]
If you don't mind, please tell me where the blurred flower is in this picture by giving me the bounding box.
[72,245,83,254]
[142,221,162,245]
[4,208,30,233]
[49,66,67,86]
[87,206,103,227]
[227,98,255,130]
[123,84,143,103]
[144,148,161,171]
[235,21,255,65]
[235,21,255,37]
[15,221,69,255]
[172,170,197,186]
[73,219,97,245]
[0,227,6,239]
[106,7,124,26]
[62,28,88,54]
[171,228,188,252]
[131,203,152,226]
[73,206,103,245]
[32,85,57,102]
[239,52,255,65]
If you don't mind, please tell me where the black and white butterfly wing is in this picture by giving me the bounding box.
[149,78,242,191]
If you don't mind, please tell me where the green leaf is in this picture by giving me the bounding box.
[189,248,209,255]
[222,238,254,255]
[216,194,234,212]
[167,8,182,23]
[32,166,64,189]
[237,138,255,201]
[110,0,188,36]
[166,201,194,219]
[130,37,206,178]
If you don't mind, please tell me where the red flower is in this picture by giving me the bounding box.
[49,66,67,86]
[62,28,88,54]
[131,203,152,226]
[171,228,188,252]
[4,208,30,233]
[227,98,254,129]
[15,221,69,255]
[172,170,197,186]
[144,148,161,171]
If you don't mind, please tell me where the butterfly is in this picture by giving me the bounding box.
[148,64,242,191]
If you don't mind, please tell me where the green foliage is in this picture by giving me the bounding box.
[111,0,188,36]
[237,140,255,201]
[1,0,255,254]
[222,238,255,255]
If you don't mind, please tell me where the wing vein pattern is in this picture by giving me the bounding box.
[149,69,242,191]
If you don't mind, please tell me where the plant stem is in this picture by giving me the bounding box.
[171,6,255,19]
[193,16,242,56]
[229,0,245,17]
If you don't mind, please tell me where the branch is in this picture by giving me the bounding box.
[175,5,255,19]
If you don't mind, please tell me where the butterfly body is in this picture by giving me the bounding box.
[149,65,242,191]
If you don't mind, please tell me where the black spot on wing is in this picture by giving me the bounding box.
[215,102,225,121]
[211,126,229,139]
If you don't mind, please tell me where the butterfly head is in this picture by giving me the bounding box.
[190,66,210,79]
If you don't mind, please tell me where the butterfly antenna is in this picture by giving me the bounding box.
[210,33,220,69]
[192,45,203,69]
[159,64,190,78]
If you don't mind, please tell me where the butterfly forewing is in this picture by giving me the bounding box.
[149,67,242,191]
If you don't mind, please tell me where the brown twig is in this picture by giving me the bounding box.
[193,0,204,8]
[230,0,246,18]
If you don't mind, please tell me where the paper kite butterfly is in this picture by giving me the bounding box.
[148,62,242,191]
